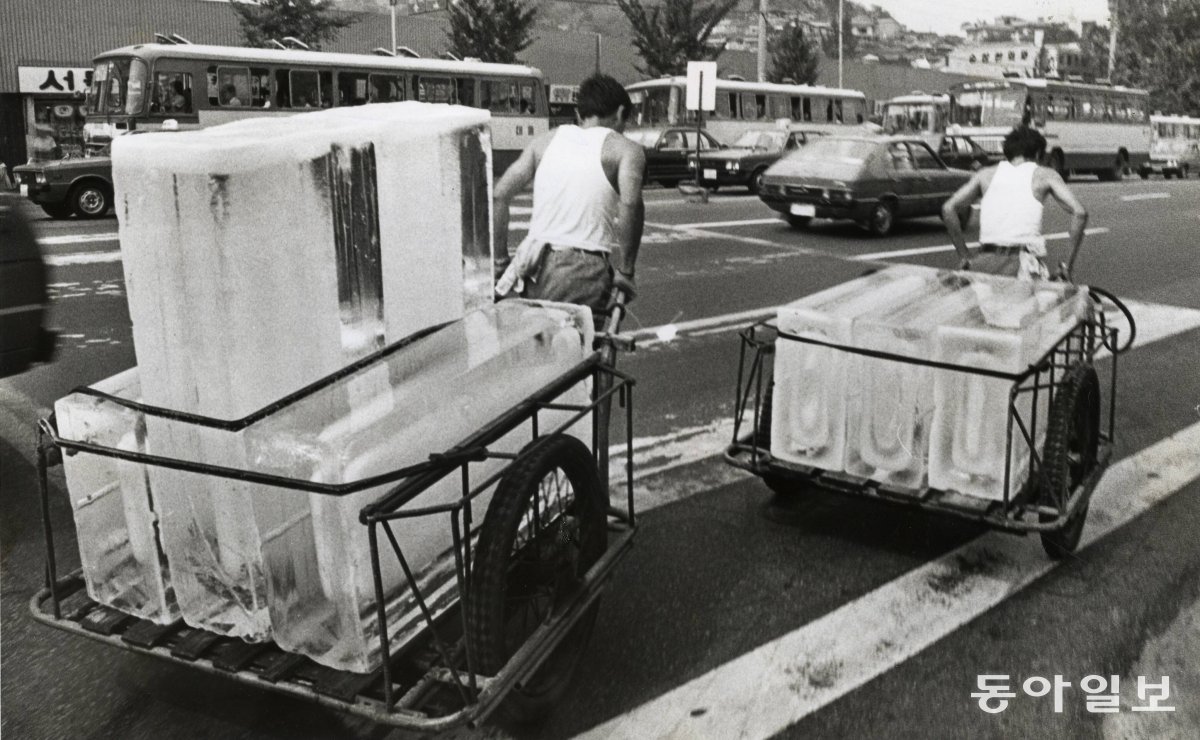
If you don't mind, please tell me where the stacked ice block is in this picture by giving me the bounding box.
[103,103,494,639]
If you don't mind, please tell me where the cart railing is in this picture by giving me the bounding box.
[33,301,639,731]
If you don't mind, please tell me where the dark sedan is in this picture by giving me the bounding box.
[758,135,972,236]
[625,127,723,187]
[930,133,995,170]
[689,129,819,193]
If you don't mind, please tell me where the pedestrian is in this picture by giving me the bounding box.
[221,84,242,107]
[27,125,60,163]
[942,125,1088,281]
[493,73,645,327]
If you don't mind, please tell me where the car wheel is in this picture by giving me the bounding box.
[71,182,111,219]
[657,178,681,189]
[748,168,767,195]
[868,200,895,237]
[40,202,73,219]
[1138,169,1149,179]
[786,214,812,229]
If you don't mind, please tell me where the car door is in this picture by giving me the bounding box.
[886,141,922,216]
[654,129,691,181]
[936,136,965,169]
[909,141,961,214]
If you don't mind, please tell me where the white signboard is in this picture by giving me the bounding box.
[18,66,94,95]
[685,61,717,112]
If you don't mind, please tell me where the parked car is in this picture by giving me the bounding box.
[689,128,822,193]
[0,194,56,376]
[929,133,995,170]
[12,145,114,219]
[625,127,723,187]
[758,135,973,236]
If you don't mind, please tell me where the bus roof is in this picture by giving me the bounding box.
[884,93,949,105]
[625,76,867,100]
[94,43,545,79]
[950,78,1148,96]
[1150,113,1200,125]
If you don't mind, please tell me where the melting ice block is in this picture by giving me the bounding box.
[243,299,594,673]
[928,276,1090,501]
[111,103,494,639]
[771,266,932,471]
[53,368,177,623]
[844,273,982,489]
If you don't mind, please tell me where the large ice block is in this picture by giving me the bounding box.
[53,368,178,623]
[844,275,982,488]
[928,276,1090,501]
[771,266,932,471]
[110,103,494,638]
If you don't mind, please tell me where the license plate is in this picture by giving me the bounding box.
[19,184,28,197]
[703,168,717,180]
[789,203,816,217]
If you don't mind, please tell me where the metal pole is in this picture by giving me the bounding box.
[838,0,844,88]
[596,33,602,73]
[695,70,703,187]
[1107,0,1119,80]
[389,0,398,54]
[757,0,769,82]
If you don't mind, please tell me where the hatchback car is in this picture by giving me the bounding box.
[12,144,114,219]
[758,135,972,236]
[625,127,723,187]
[689,128,820,193]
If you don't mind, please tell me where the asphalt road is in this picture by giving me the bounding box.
[2,175,1199,739]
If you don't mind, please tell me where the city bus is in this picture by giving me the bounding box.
[82,43,550,173]
[881,92,949,134]
[624,77,869,143]
[947,78,1151,181]
[1140,114,1200,179]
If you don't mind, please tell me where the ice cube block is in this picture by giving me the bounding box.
[243,299,594,672]
[928,276,1090,501]
[110,103,494,638]
[53,368,178,623]
[844,274,982,488]
[771,266,932,471]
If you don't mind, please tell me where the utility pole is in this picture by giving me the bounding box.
[1107,0,1119,80]
[389,0,398,54]
[595,33,602,73]
[757,0,769,82]
[838,0,844,88]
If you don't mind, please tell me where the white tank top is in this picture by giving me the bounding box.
[528,125,620,252]
[979,160,1046,256]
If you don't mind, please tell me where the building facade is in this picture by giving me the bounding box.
[945,41,1088,80]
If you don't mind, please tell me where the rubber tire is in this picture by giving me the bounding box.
[40,202,73,219]
[70,182,110,219]
[1049,151,1068,181]
[657,179,681,189]
[1099,154,1127,182]
[786,214,812,229]
[466,434,607,725]
[748,168,767,195]
[867,200,896,237]
[1038,364,1101,559]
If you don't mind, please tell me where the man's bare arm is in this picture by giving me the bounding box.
[492,139,543,271]
[1041,169,1089,279]
[611,141,646,282]
[941,173,984,268]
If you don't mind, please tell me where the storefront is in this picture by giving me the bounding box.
[17,65,93,160]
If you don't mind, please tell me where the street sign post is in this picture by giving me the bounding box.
[685,61,717,189]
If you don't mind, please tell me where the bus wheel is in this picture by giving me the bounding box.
[1048,151,1068,181]
[1100,153,1127,182]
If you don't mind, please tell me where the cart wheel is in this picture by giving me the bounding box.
[1038,364,1101,559]
[466,434,607,724]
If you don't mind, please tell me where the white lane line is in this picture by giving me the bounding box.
[46,250,123,266]
[608,299,1200,502]
[853,227,1110,261]
[673,218,783,229]
[583,420,1200,740]
[1121,192,1170,202]
[38,232,119,246]
[645,220,823,254]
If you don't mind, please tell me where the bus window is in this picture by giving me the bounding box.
[833,99,844,123]
[739,93,766,120]
[710,91,733,120]
[338,72,370,106]
[150,71,193,115]
[849,99,865,124]
[249,69,270,107]
[481,79,516,112]
[457,78,476,108]
[214,66,251,107]
[767,94,789,119]
[802,97,812,122]
[319,71,333,107]
[369,74,405,102]
[416,76,455,103]
[291,70,321,108]
[274,69,291,108]
[125,59,148,115]
[518,80,536,114]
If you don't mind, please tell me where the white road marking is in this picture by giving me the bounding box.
[38,232,119,246]
[583,420,1200,740]
[853,227,1110,261]
[673,218,783,229]
[45,250,123,266]
[1120,192,1170,202]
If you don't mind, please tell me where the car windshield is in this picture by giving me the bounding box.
[732,131,786,149]
[624,130,662,146]
[789,137,875,164]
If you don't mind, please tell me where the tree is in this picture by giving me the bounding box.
[446,0,538,64]
[820,0,857,59]
[616,0,739,77]
[769,24,820,85]
[230,0,352,50]
[1109,0,1200,114]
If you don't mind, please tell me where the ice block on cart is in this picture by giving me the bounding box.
[53,368,178,624]
[111,103,493,639]
[928,276,1091,501]
[771,266,932,471]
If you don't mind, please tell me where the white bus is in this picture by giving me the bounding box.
[83,43,550,173]
[624,77,869,143]
[881,92,950,135]
[1141,114,1200,179]
[948,78,1151,181]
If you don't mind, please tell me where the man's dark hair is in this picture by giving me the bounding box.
[1003,125,1047,162]
[577,74,633,121]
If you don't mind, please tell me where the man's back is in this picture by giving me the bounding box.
[529,125,621,252]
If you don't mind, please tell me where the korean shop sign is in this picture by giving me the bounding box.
[18,67,94,94]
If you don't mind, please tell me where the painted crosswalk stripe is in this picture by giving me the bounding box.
[581,420,1200,740]
[853,227,1110,261]
[673,218,783,229]
[38,232,119,246]
[1120,192,1170,202]
[46,250,123,266]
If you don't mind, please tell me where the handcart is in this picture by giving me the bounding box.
[30,295,637,732]
[725,287,1132,559]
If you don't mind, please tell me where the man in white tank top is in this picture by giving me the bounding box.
[493,74,646,325]
[942,126,1089,281]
